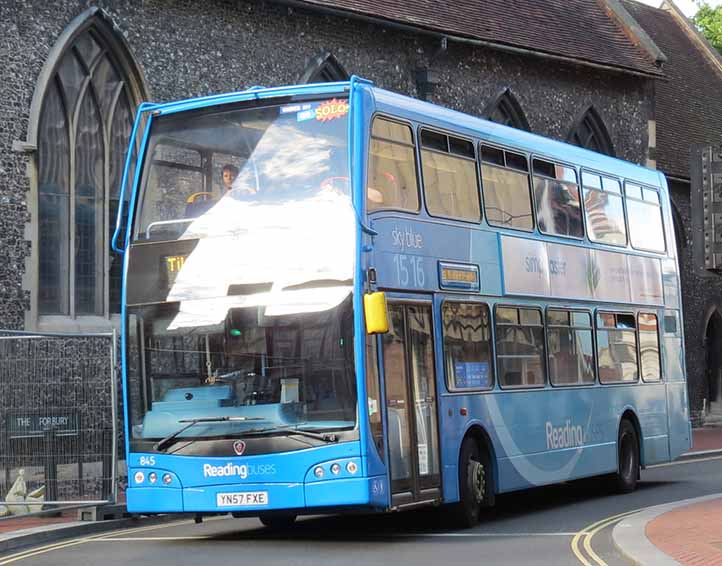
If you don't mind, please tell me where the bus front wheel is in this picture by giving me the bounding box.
[258,512,297,529]
[615,420,639,493]
[450,437,485,528]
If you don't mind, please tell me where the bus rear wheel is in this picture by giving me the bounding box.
[450,437,485,528]
[258,512,297,529]
[615,420,639,493]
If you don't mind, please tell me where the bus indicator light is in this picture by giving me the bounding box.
[364,292,389,334]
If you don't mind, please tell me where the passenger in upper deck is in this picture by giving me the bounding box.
[221,164,240,193]
[184,163,240,217]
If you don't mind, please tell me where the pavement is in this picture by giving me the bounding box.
[612,427,722,566]
[0,428,721,563]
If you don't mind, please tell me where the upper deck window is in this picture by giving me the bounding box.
[480,145,534,231]
[581,170,627,246]
[367,117,420,213]
[420,129,480,221]
[625,182,666,253]
[135,98,350,241]
[532,160,583,238]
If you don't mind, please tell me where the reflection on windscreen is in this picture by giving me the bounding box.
[136,98,350,241]
[126,297,357,442]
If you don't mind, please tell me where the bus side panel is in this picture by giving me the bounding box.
[496,444,617,493]
[661,307,692,460]
[440,382,669,497]
[667,382,692,459]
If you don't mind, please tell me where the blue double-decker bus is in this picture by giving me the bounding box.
[114,78,691,528]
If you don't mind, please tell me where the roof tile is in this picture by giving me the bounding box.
[623,0,722,179]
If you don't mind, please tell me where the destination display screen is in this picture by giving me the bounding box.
[438,261,480,291]
[162,254,187,287]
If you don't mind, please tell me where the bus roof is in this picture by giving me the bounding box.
[147,81,350,116]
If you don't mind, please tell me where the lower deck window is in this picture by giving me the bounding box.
[442,302,493,390]
[495,306,545,388]
[596,312,638,383]
[547,309,595,385]
[639,313,661,382]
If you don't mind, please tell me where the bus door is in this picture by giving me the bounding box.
[382,302,441,507]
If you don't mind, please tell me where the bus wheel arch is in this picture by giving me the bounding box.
[615,411,641,492]
[462,425,496,507]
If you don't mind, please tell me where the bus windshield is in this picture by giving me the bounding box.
[124,95,358,452]
[126,296,357,448]
[135,97,350,242]
[126,96,354,315]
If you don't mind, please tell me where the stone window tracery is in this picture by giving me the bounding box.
[567,106,615,157]
[37,25,140,316]
[484,89,530,132]
[299,51,350,84]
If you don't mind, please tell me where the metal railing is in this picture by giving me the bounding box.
[0,330,118,518]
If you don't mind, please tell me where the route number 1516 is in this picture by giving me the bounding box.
[392,254,425,287]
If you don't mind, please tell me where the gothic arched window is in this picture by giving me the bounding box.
[484,88,530,132]
[35,11,146,317]
[299,52,350,84]
[567,106,615,157]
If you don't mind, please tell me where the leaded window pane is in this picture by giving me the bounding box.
[109,91,135,313]
[74,32,102,68]
[75,89,104,315]
[38,79,70,315]
[92,56,122,120]
[57,50,86,115]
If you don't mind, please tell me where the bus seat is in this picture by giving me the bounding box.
[504,371,521,386]
[185,191,216,217]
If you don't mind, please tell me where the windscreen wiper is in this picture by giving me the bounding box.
[240,426,339,443]
[154,416,264,452]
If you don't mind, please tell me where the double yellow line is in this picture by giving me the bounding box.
[0,519,192,565]
[571,508,640,566]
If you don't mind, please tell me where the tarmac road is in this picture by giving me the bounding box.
[2,454,720,566]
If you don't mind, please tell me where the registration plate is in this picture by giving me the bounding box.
[216,491,269,507]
